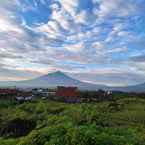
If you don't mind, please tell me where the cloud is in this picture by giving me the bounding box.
[75,10,88,24]
[93,42,104,50]
[64,42,84,52]
[69,67,145,86]
[0,0,144,86]
[130,55,145,62]
[58,0,79,16]
[95,0,137,18]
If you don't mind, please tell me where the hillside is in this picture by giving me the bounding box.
[1,97,145,145]
[0,71,145,92]
[0,71,106,90]
[112,82,145,93]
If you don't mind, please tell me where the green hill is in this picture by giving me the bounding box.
[0,98,145,145]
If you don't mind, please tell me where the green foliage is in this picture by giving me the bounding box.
[0,138,18,145]
[0,98,145,145]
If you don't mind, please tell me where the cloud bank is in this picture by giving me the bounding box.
[0,0,145,86]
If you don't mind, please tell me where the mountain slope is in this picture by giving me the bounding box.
[0,71,145,92]
[0,71,106,90]
[111,83,145,93]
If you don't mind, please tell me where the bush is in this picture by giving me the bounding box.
[1,100,145,145]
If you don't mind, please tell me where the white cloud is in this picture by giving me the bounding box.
[96,0,136,18]
[75,10,88,24]
[0,7,23,34]
[58,0,79,17]
[0,18,20,33]
[64,42,84,52]
[50,9,71,31]
[108,47,128,53]
[105,23,123,43]
[93,42,104,50]
[0,0,144,86]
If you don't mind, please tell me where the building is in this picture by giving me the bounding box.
[15,91,35,103]
[55,86,79,97]
[55,86,81,103]
[32,88,56,99]
[47,89,56,97]
[0,89,19,101]
[0,88,35,103]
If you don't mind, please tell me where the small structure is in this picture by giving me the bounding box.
[55,86,81,103]
[47,89,56,97]
[40,89,56,98]
[15,92,34,103]
[32,88,56,99]
[0,89,19,101]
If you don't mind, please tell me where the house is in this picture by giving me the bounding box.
[40,89,56,98]
[47,89,56,97]
[32,88,56,99]
[0,89,19,101]
[15,91,35,103]
[55,86,81,103]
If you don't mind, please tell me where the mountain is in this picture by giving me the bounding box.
[0,71,106,90]
[0,71,145,92]
[111,83,145,93]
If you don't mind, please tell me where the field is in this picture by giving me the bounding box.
[1,97,145,145]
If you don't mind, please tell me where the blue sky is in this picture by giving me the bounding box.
[0,0,145,86]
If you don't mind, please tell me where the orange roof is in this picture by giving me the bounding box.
[55,86,79,97]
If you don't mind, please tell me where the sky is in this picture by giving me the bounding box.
[0,0,145,86]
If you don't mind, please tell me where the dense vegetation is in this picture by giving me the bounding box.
[1,97,145,145]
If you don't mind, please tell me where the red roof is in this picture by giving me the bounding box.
[0,89,18,94]
[55,86,79,97]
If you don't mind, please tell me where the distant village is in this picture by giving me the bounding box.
[0,86,112,103]
[0,86,145,103]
